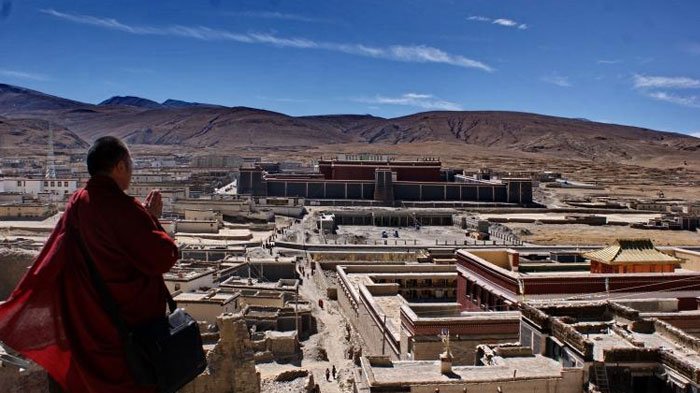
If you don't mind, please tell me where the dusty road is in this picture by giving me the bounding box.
[259,257,363,393]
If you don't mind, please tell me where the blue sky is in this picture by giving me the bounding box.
[1,0,699,136]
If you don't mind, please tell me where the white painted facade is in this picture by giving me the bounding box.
[164,269,215,293]
[0,178,78,200]
[42,179,79,198]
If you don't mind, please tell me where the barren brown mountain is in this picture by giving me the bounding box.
[0,116,88,151]
[1,83,699,168]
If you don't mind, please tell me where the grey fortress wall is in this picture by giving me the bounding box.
[239,169,532,205]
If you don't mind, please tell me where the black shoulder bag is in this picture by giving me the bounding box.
[74,227,207,393]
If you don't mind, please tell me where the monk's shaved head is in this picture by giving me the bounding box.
[87,136,130,177]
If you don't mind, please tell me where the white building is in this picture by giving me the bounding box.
[42,179,79,199]
[164,267,216,294]
[0,178,79,201]
[173,290,240,324]
[0,178,42,196]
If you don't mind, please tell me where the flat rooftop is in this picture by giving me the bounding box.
[582,326,700,368]
[164,267,215,281]
[220,276,298,291]
[364,355,565,385]
[458,248,700,280]
[525,301,700,377]
[174,291,238,303]
[373,295,404,337]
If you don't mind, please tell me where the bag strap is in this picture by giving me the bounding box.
[73,225,178,340]
[162,281,177,313]
[73,226,132,340]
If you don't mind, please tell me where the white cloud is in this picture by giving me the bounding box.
[492,18,517,27]
[356,93,462,111]
[467,15,490,22]
[467,15,527,30]
[633,74,700,89]
[597,59,621,64]
[0,69,49,81]
[42,9,493,72]
[385,45,492,71]
[645,91,700,108]
[228,11,331,24]
[688,132,700,138]
[403,93,432,99]
[493,18,527,29]
[633,74,700,109]
[541,74,572,87]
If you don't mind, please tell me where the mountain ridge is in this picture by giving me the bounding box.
[1,83,698,166]
[99,95,226,109]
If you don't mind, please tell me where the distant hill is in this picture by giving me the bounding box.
[99,96,162,109]
[99,96,225,109]
[332,111,700,161]
[0,84,91,114]
[0,83,698,165]
[161,99,225,109]
[0,116,89,150]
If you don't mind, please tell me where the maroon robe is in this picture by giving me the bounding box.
[0,176,178,392]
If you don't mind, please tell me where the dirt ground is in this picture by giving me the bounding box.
[478,212,661,223]
[537,185,700,208]
[333,224,479,246]
[257,259,364,393]
[506,222,700,246]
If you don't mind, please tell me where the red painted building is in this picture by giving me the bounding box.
[317,158,443,182]
[455,246,700,312]
[238,155,534,205]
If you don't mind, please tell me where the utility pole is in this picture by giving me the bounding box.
[45,121,56,180]
[295,285,300,336]
[381,314,387,355]
[247,256,251,284]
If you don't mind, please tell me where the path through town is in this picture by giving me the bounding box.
[258,256,363,393]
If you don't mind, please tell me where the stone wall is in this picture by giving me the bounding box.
[181,313,260,393]
[411,336,517,365]
[0,248,37,300]
[336,272,399,359]
[311,252,417,262]
[551,319,594,360]
[266,331,298,359]
[251,331,299,363]
[653,318,700,353]
[0,361,49,393]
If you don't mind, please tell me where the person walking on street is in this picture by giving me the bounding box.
[331,365,337,380]
[325,368,330,382]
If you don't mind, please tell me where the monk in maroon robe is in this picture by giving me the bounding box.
[0,136,179,392]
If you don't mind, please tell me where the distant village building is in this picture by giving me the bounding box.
[173,290,240,324]
[336,263,520,365]
[173,198,250,218]
[585,239,682,273]
[173,220,221,234]
[632,214,700,231]
[355,345,583,393]
[191,155,243,168]
[521,301,700,392]
[164,266,216,293]
[0,203,54,219]
[455,242,700,312]
[0,178,79,200]
[238,155,533,206]
[128,180,189,212]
